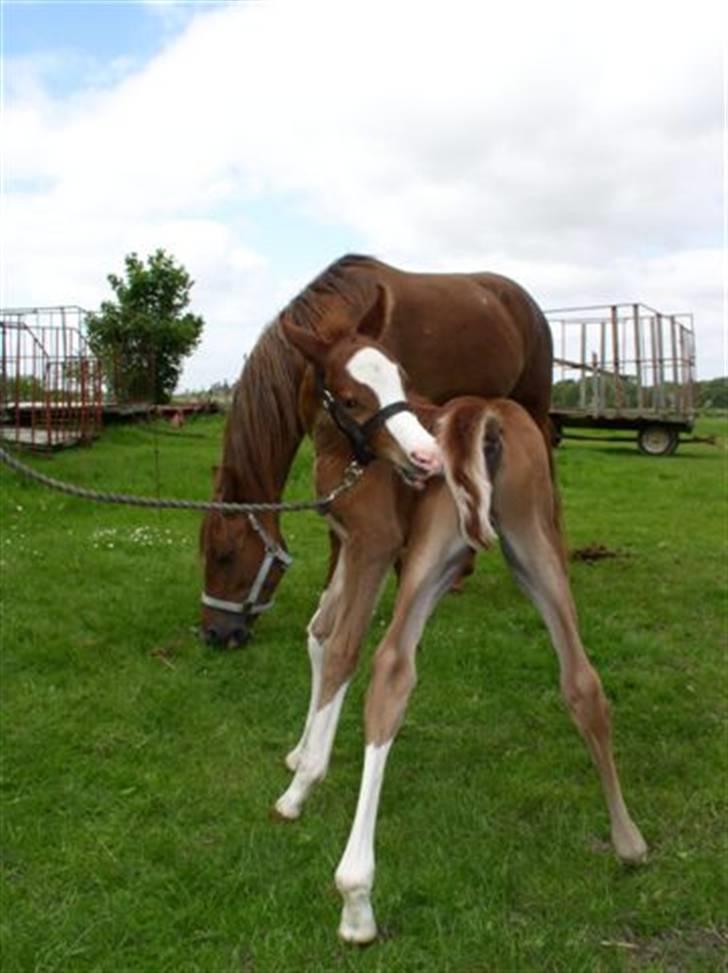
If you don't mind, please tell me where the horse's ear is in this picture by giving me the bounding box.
[281,315,331,366]
[357,283,392,341]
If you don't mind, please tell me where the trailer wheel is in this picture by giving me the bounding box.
[637,424,679,456]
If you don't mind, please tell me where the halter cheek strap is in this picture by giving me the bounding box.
[316,370,413,465]
[201,512,293,618]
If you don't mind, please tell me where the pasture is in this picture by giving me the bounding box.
[1,416,725,972]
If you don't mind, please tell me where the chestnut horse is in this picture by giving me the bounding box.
[275,316,647,943]
[200,254,555,646]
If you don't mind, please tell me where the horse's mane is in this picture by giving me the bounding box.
[220,254,378,499]
[283,253,377,332]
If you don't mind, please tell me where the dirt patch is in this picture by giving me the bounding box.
[571,543,626,563]
[600,927,728,971]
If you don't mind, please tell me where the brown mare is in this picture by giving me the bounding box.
[200,254,554,646]
[274,315,647,944]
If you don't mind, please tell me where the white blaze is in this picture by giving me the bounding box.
[346,347,438,462]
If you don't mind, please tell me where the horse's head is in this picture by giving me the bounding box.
[199,465,291,648]
[282,304,442,485]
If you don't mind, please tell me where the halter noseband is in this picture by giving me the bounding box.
[315,369,413,465]
[201,512,293,620]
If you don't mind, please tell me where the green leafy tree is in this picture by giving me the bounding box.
[698,377,728,410]
[86,250,204,404]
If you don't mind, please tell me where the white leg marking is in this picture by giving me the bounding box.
[335,740,393,944]
[286,561,345,771]
[275,680,350,820]
[285,623,325,771]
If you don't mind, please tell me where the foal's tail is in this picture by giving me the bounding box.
[437,400,502,550]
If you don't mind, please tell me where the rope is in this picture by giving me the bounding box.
[0,445,363,514]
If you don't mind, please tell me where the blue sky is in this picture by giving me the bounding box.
[2,0,360,294]
[2,0,723,385]
[3,0,184,91]
[2,1,236,62]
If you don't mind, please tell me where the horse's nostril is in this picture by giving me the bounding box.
[228,628,249,649]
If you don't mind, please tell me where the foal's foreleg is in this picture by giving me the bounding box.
[285,553,345,772]
[275,544,394,821]
[336,501,467,943]
[499,523,647,864]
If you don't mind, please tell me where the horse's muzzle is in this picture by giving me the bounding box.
[200,617,251,649]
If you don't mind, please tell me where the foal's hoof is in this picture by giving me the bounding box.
[273,794,302,821]
[338,891,377,945]
[613,821,648,865]
[285,748,301,772]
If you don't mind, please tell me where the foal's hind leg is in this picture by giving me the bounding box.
[497,513,647,864]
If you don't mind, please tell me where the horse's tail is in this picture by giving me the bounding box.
[438,400,501,551]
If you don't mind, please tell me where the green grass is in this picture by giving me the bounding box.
[1,417,726,972]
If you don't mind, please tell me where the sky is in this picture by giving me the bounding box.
[1,0,725,388]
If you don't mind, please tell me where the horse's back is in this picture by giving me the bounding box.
[368,261,552,421]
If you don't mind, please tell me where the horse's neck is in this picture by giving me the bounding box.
[222,322,307,502]
[224,424,302,502]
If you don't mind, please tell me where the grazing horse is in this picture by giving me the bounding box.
[276,316,647,944]
[200,254,555,647]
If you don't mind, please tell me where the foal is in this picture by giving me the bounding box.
[277,319,647,944]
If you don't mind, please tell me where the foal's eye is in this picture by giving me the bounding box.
[343,396,358,409]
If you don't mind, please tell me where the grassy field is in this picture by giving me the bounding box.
[1,416,726,972]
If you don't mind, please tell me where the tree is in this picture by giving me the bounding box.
[698,377,728,410]
[86,250,205,404]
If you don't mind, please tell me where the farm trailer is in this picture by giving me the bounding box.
[546,303,696,456]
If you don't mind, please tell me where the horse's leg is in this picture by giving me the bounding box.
[285,546,345,771]
[336,491,466,943]
[275,535,397,821]
[497,511,647,864]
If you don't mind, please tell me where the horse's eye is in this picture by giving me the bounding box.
[343,397,358,409]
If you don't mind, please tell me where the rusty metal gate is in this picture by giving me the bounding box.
[0,306,103,450]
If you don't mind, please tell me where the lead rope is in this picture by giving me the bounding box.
[0,445,363,514]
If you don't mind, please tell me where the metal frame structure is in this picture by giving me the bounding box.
[546,303,696,455]
[0,306,103,450]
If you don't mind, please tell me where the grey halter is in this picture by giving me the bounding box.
[201,512,293,618]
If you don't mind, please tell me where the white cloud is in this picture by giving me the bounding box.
[3,0,723,387]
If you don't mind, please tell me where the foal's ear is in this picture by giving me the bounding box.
[357,283,392,341]
[281,316,331,366]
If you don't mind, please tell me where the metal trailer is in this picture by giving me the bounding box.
[0,306,103,450]
[545,303,696,456]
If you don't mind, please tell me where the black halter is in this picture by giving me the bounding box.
[315,369,414,465]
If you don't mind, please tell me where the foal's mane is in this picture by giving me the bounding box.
[220,254,378,499]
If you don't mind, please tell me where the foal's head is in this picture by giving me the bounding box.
[283,317,441,484]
